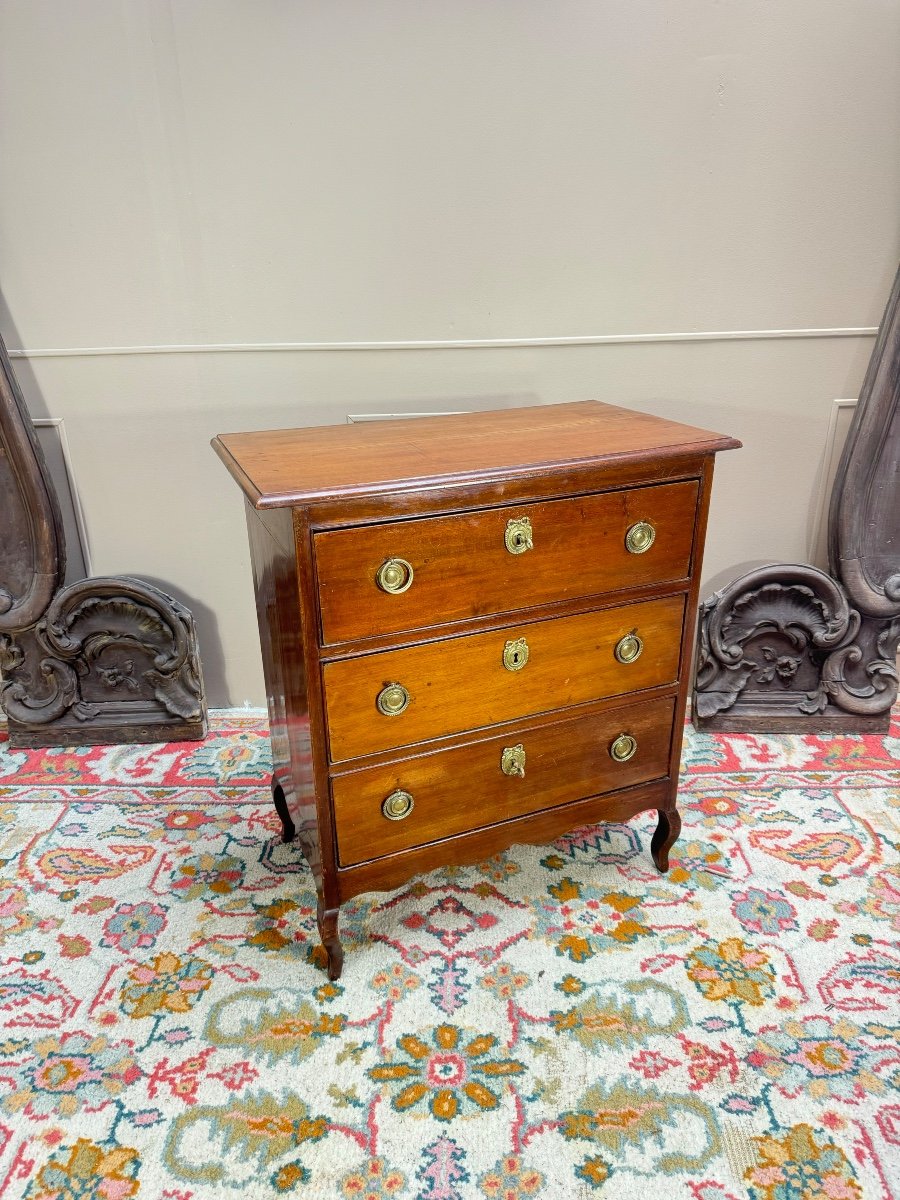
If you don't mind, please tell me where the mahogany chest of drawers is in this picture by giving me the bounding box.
[213,401,738,979]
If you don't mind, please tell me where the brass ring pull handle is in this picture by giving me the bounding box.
[501,744,526,777]
[609,733,638,763]
[376,557,414,594]
[502,637,529,672]
[505,517,533,555]
[382,789,414,820]
[376,683,410,716]
[614,633,644,664]
[625,521,656,555]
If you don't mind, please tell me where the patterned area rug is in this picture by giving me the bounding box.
[0,710,897,1199]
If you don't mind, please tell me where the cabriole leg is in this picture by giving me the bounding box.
[651,807,682,873]
[317,899,344,981]
[270,773,295,844]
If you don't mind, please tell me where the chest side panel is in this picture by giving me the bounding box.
[244,504,321,878]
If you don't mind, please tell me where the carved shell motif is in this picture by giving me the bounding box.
[704,567,857,667]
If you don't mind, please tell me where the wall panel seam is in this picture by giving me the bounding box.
[5,326,879,359]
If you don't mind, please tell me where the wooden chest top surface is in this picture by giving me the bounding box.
[212,400,740,509]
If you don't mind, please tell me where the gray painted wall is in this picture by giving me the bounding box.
[1,2,898,704]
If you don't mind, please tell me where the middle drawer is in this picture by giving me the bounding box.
[323,593,685,762]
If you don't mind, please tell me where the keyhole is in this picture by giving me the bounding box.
[505,517,533,555]
[503,638,529,672]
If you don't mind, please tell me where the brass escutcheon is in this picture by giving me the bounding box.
[502,637,529,672]
[376,683,410,716]
[625,521,656,555]
[382,789,414,820]
[505,516,534,555]
[376,557,414,594]
[501,744,526,777]
[614,632,644,664]
[609,733,638,762]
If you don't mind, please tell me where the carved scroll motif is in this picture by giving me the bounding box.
[0,332,207,747]
[694,265,900,731]
[0,578,204,729]
[693,566,861,723]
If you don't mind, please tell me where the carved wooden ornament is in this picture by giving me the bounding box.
[694,265,900,732]
[0,334,207,747]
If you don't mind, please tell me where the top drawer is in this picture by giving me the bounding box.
[314,479,699,645]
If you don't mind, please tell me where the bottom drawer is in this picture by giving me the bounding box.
[332,695,675,866]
